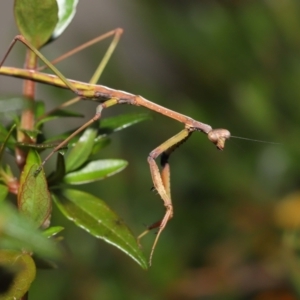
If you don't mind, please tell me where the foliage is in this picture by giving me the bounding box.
[0,0,150,298]
[3,0,300,299]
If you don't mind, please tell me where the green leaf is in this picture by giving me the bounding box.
[0,202,61,259]
[14,0,59,48]
[99,113,151,135]
[43,113,149,155]
[51,0,79,40]
[0,184,8,202]
[18,150,51,228]
[53,189,148,269]
[43,130,74,145]
[36,109,84,128]
[0,124,16,162]
[0,123,8,138]
[42,226,64,238]
[0,250,36,300]
[64,159,128,185]
[0,124,16,152]
[47,152,66,186]
[0,123,21,154]
[19,128,41,140]
[65,127,98,173]
[18,149,39,193]
[90,136,111,156]
[34,100,45,120]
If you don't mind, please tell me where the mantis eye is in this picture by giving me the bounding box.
[207,129,231,150]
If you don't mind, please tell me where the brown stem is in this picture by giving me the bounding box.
[16,48,37,169]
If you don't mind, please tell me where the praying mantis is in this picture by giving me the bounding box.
[0,29,231,265]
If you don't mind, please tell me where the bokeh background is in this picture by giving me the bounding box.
[1,0,300,299]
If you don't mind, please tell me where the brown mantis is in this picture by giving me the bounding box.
[0,29,231,265]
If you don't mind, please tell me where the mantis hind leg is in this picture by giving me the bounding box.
[0,29,123,120]
[37,28,123,118]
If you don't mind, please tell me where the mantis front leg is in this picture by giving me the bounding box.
[138,127,231,265]
[138,128,192,266]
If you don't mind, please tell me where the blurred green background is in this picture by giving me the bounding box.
[2,0,300,299]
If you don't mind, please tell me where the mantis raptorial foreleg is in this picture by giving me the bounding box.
[137,128,192,265]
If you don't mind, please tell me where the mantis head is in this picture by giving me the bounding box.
[207,129,231,150]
